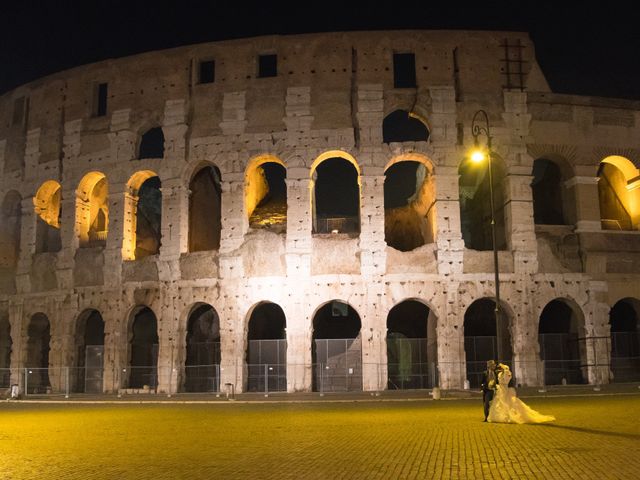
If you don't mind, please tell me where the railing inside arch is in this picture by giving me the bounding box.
[314,216,360,234]
[610,332,640,382]
[246,339,287,393]
[314,337,362,392]
[387,337,437,390]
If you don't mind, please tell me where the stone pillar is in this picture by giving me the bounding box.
[15,197,36,293]
[162,99,188,165]
[359,172,386,276]
[158,179,189,282]
[8,301,24,389]
[0,139,5,174]
[103,182,127,285]
[361,282,386,391]
[102,303,127,393]
[356,84,383,145]
[48,298,77,394]
[219,303,245,393]
[584,281,611,385]
[285,171,312,277]
[285,295,313,392]
[568,174,601,231]
[156,291,181,395]
[511,281,544,386]
[435,165,464,275]
[436,283,466,389]
[108,109,136,162]
[505,165,538,274]
[219,176,246,279]
[55,190,77,290]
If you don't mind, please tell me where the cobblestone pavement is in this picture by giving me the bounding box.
[1,394,639,479]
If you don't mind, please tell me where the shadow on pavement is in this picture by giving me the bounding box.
[531,422,640,440]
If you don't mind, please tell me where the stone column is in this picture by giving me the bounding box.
[436,283,466,389]
[584,281,611,385]
[158,179,189,281]
[568,174,601,231]
[156,290,181,395]
[356,84,383,145]
[219,176,246,279]
[285,295,313,392]
[435,165,464,275]
[285,171,312,277]
[102,303,128,393]
[505,165,538,274]
[103,182,127,285]
[359,172,386,276]
[218,302,245,393]
[48,297,77,394]
[511,281,544,386]
[361,282,386,391]
[15,197,36,293]
[55,190,77,290]
[8,301,24,389]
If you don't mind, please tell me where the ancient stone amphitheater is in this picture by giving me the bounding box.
[1,30,638,396]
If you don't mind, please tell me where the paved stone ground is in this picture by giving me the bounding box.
[0,394,639,479]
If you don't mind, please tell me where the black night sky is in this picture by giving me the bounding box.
[1,2,640,99]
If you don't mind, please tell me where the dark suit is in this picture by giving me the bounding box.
[481,366,497,421]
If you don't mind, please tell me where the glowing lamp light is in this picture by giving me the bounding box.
[471,149,486,164]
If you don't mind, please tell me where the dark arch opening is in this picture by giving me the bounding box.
[188,166,222,252]
[246,302,287,392]
[248,163,287,233]
[139,127,165,159]
[74,310,105,393]
[313,158,360,234]
[129,307,159,389]
[384,161,435,251]
[459,159,507,251]
[184,304,221,392]
[532,159,566,225]
[312,301,362,392]
[0,312,11,388]
[135,176,162,258]
[598,162,633,230]
[538,300,586,385]
[609,298,640,382]
[386,300,437,389]
[26,313,50,393]
[383,110,429,143]
[464,299,513,388]
[0,191,22,272]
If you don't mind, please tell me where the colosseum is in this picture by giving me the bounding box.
[0,30,639,396]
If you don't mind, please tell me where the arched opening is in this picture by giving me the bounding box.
[246,302,287,392]
[246,160,287,233]
[532,159,567,225]
[382,110,430,144]
[76,172,109,247]
[127,306,159,390]
[598,161,634,230]
[386,300,437,389]
[183,304,221,392]
[609,298,640,382]
[464,298,513,388]
[26,313,50,394]
[74,309,105,393]
[312,157,360,234]
[384,160,435,251]
[312,300,362,392]
[138,127,165,159]
[538,299,587,385]
[0,190,22,269]
[125,172,162,260]
[188,165,222,252]
[0,311,11,388]
[459,158,507,251]
[34,180,62,254]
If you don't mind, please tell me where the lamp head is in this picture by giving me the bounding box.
[470,149,486,164]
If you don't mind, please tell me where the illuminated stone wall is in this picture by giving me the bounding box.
[0,31,639,394]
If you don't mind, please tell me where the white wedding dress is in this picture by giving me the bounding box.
[487,366,555,424]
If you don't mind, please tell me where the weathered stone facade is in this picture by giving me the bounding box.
[1,31,639,394]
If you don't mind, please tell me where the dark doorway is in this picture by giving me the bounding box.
[387,300,437,389]
[26,313,50,393]
[532,159,566,225]
[538,300,586,385]
[75,310,105,393]
[0,312,11,388]
[139,127,165,159]
[382,110,429,143]
[135,176,162,258]
[312,158,360,234]
[184,304,221,392]
[312,301,362,392]
[464,299,512,388]
[129,307,159,390]
[246,302,287,392]
[188,166,222,252]
[609,298,640,382]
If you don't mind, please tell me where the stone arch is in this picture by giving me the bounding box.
[0,310,11,388]
[531,157,574,225]
[245,155,287,233]
[138,126,165,159]
[310,151,361,234]
[609,297,640,382]
[33,180,62,253]
[537,297,587,385]
[73,308,105,393]
[245,301,287,392]
[76,171,109,247]
[124,171,162,259]
[126,305,159,390]
[188,163,222,252]
[597,155,639,230]
[386,298,438,390]
[384,154,436,251]
[0,190,22,271]
[463,297,514,388]
[182,302,221,392]
[311,299,362,392]
[25,312,51,393]
[382,109,430,144]
[458,154,507,251]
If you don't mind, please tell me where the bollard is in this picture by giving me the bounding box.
[431,387,441,400]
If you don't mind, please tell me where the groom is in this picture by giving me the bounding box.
[481,359,498,422]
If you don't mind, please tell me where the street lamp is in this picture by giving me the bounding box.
[471,110,503,363]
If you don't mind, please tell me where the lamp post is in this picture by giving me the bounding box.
[471,110,503,363]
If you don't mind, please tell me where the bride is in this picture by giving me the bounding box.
[487,364,555,424]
